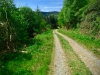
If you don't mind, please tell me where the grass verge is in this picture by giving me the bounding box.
[57,34,92,75]
[58,29,100,58]
[0,30,54,75]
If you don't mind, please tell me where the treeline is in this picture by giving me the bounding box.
[46,14,58,29]
[58,0,100,39]
[0,0,58,53]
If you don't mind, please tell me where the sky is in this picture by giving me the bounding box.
[14,0,63,12]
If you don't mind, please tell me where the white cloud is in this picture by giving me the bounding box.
[44,7,48,8]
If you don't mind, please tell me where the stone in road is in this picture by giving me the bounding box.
[53,31,70,75]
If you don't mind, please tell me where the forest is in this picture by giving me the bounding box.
[58,0,100,39]
[0,0,100,75]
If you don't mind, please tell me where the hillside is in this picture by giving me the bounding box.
[58,0,100,40]
[41,11,59,16]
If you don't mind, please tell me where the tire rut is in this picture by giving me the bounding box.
[53,31,70,75]
[55,30,100,75]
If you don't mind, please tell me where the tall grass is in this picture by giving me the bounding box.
[58,29,100,58]
[57,34,92,75]
[0,30,54,75]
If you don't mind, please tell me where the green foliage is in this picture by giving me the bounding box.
[80,0,100,39]
[58,0,88,28]
[96,16,100,23]
[58,8,65,27]
[19,6,36,37]
[58,0,100,39]
[10,9,28,42]
[34,6,46,33]
[0,1,54,75]
[0,0,29,52]
[0,0,50,52]
[0,30,54,75]
[46,14,58,29]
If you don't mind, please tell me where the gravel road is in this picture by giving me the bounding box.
[55,30,100,75]
[53,31,70,75]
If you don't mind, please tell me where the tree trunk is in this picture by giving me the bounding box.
[5,10,11,52]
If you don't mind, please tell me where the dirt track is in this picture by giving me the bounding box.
[55,30,100,75]
[53,31,70,75]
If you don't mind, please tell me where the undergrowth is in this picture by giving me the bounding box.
[0,30,54,75]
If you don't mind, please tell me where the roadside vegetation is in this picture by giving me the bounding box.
[0,0,57,75]
[58,29,100,58]
[58,0,100,40]
[0,0,58,53]
[57,34,92,75]
[0,30,54,75]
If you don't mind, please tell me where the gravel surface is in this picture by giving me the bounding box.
[56,30,100,75]
[53,31,70,75]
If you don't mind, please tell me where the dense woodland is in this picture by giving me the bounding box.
[58,0,100,39]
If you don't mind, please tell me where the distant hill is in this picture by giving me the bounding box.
[41,11,59,16]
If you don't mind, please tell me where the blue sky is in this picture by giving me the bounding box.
[14,0,63,12]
